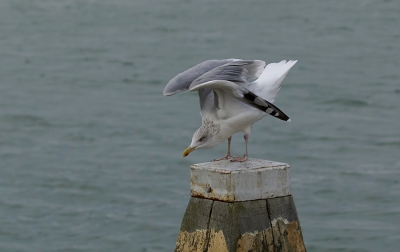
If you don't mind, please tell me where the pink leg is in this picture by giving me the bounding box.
[231,134,248,162]
[212,137,232,161]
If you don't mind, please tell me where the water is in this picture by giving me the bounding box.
[0,0,399,251]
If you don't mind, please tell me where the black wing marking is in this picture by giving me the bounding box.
[239,91,290,121]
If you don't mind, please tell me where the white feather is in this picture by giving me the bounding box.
[249,60,297,103]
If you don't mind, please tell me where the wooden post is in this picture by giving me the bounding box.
[175,159,306,252]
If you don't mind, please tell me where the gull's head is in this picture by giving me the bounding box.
[183,122,221,157]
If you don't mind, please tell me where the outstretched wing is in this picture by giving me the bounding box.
[163,59,237,96]
[190,60,265,87]
[189,60,291,122]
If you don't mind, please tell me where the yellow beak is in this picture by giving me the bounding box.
[183,146,195,157]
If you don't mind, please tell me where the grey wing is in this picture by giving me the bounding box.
[194,60,265,112]
[198,88,214,112]
[163,59,237,96]
[189,60,266,116]
[189,60,291,121]
[190,60,266,88]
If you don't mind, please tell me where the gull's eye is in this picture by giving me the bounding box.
[199,136,206,142]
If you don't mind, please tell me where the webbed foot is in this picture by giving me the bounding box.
[230,155,248,162]
[212,154,232,161]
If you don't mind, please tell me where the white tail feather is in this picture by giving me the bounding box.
[250,60,297,103]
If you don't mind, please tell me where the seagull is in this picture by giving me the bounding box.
[163,59,297,162]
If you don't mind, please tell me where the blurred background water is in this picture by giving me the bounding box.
[0,0,399,251]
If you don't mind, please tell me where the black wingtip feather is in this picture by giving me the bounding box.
[242,92,290,122]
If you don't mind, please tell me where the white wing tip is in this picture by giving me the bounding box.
[287,119,291,122]
[285,60,298,65]
[163,89,180,96]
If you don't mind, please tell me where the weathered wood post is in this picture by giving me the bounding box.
[175,158,306,252]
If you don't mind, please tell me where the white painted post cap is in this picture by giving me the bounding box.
[190,158,291,202]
